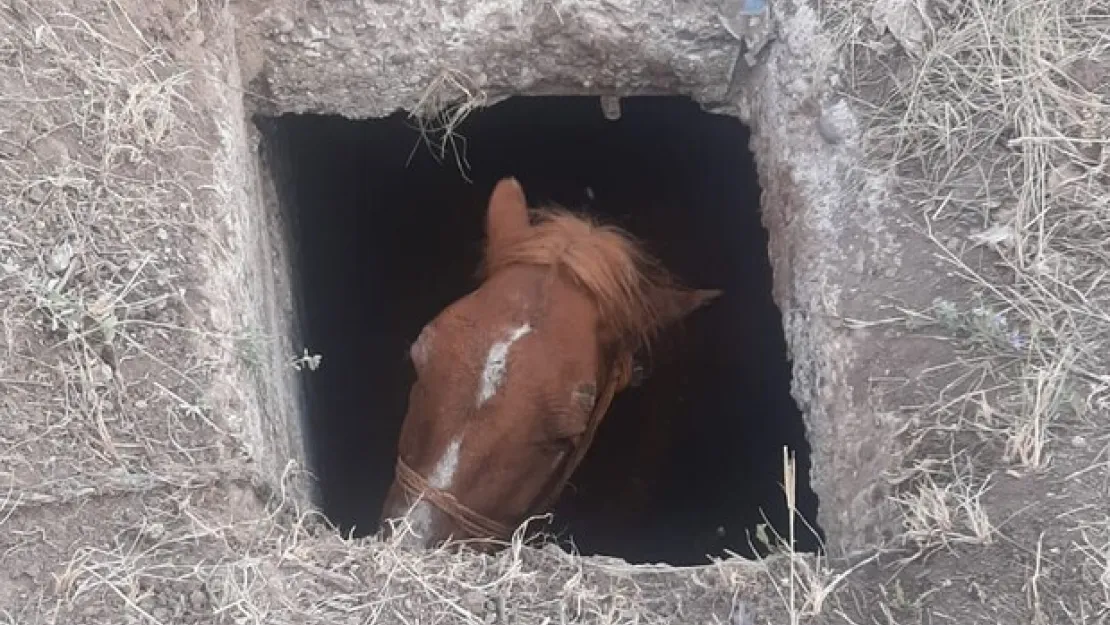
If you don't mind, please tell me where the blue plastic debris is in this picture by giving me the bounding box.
[741,0,767,15]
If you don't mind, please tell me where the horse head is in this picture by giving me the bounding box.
[379,177,720,549]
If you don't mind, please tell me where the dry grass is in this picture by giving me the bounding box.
[0,2,803,624]
[890,458,995,551]
[403,0,592,173]
[407,68,488,181]
[745,449,872,625]
[25,463,789,625]
[829,0,1110,619]
[843,0,1110,423]
[2,0,1109,622]
[1076,516,1110,614]
[0,0,226,490]
[832,0,1109,465]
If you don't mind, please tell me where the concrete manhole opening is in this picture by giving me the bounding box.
[259,95,822,565]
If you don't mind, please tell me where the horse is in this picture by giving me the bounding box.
[378,177,721,550]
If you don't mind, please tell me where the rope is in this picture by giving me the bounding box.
[394,354,632,542]
[528,354,630,515]
[394,456,515,539]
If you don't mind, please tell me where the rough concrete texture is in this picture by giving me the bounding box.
[234,0,744,117]
[746,0,904,553]
[740,0,983,554]
[231,0,920,556]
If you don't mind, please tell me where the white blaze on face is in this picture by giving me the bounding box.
[429,436,462,489]
[400,435,463,545]
[477,323,532,406]
[397,321,532,547]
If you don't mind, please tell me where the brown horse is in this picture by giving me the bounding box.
[378,177,721,549]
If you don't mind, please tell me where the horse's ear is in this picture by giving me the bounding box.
[656,287,722,328]
[486,177,530,255]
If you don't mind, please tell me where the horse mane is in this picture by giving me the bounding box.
[480,207,686,354]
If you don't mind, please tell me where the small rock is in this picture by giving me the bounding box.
[1072,435,1087,448]
[189,590,207,610]
[28,186,47,204]
[462,591,486,613]
[90,361,114,387]
[47,242,72,274]
[87,293,114,319]
[330,35,355,50]
[152,607,170,622]
[871,0,930,57]
[144,523,165,543]
[817,100,857,145]
[269,10,295,34]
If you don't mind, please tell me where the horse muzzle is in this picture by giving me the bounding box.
[379,459,516,549]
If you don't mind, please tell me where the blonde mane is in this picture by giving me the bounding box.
[481,207,688,353]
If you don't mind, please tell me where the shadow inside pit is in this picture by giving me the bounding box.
[258,96,823,565]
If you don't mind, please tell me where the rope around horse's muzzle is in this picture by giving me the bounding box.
[392,455,515,540]
[390,356,631,546]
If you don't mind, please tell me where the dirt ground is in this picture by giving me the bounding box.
[1,0,1108,624]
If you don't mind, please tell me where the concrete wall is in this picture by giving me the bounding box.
[212,0,955,556]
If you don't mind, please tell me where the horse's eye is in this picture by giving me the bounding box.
[545,415,588,447]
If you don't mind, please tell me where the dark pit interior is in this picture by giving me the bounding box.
[258,96,823,565]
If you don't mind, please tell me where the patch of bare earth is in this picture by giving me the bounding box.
[1,0,1108,623]
[0,1,801,624]
[822,0,1110,622]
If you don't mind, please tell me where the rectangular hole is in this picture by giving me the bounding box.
[258,95,823,564]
